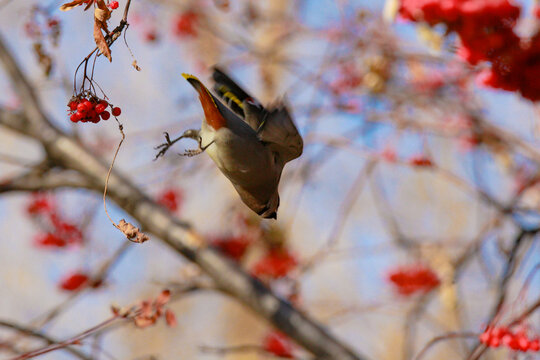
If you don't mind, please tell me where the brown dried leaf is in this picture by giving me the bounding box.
[95,0,111,23]
[92,0,112,61]
[60,0,86,11]
[132,60,141,71]
[117,219,149,243]
[94,20,112,62]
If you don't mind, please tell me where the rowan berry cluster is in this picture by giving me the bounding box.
[387,264,440,296]
[479,326,540,353]
[67,95,121,124]
[252,248,298,279]
[399,0,540,101]
[26,193,83,248]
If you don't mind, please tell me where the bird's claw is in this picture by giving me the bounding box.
[154,130,201,161]
[181,148,204,157]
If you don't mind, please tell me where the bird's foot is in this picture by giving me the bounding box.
[181,148,204,157]
[179,138,214,157]
[154,129,200,160]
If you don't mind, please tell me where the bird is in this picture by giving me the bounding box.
[155,67,303,219]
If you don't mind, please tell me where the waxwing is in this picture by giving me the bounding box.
[155,67,303,219]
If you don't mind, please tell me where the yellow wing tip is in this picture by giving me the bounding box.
[182,73,200,81]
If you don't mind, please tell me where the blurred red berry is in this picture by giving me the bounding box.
[173,11,198,38]
[387,264,440,296]
[156,188,183,212]
[530,338,539,351]
[109,1,119,9]
[100,111,110,120]
[34,232,67,248]
[59,272,89,291]
[26,193,54,215]
[409,155,433,167]
[112,107,121,116]
[211,235,251,262]
[262,331,294,358]
[144,30,158,42]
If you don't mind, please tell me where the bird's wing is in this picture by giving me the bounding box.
[256,101,303,163]
[211,67,303,162]
[211,67,266,130]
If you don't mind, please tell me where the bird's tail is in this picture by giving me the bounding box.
[182,73,226,130]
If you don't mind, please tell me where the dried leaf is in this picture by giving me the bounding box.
[94,20,112,62]
[117,219,149,243]
[60,0,86,11]
[95,0,111,23]
[132,60,141,71]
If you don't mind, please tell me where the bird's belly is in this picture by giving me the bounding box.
[202,129,276,187]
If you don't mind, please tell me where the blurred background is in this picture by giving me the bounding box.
[0,0,539,359]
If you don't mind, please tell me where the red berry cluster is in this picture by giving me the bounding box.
[399,0,540,101]
[262,330,295,358]
[173,11,198,38]
[26,193,83,248]
[67,96,121,124]
[387,264,440,296]
[480,326,540,353]
[108,1,119,9]
[252,248,298,279]
[156,188,183,212]
[211,235,251,262]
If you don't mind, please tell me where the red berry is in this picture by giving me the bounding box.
[77,102,87,113]
[530,339,539,351]
[112,107,121,116]
[99,99,108,107]
[492,327,508,338]
[489,337,500,348]
[100,111,110,120]
[95,103,106,114]
[59,272,89,291]
[82,99,93,112]
[68,101,78,111]
[479,331,491,344]
[70,113,80,122]
[109,1,119,9]
[262,331,294,358]
[517,336,530,352]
